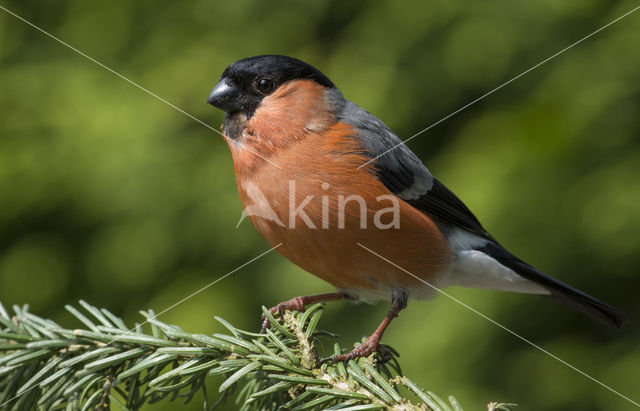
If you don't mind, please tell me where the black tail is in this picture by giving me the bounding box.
[477,242,628,328]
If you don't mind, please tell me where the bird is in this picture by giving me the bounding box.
[207,54,627,362]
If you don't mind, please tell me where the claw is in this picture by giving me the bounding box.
[318,356,333,365]
[375,344,394,364]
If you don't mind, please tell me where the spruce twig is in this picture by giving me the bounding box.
[0,301,516,410]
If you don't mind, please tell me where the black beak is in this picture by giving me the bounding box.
[207,78,241,112]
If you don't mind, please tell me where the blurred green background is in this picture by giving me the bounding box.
[1,0,639,409]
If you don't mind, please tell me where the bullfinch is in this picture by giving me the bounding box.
[207,55,626,362]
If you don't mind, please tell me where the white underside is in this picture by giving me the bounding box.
[438,249,550,295]
[439,228,549,295]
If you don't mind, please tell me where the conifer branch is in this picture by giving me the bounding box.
[0,301,516,410]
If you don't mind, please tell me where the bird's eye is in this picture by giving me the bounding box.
[255,78,274,94]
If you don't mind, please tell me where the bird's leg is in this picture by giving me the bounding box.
[262,292,349,329]
[327,288,408,363]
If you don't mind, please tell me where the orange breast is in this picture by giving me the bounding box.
[229,121,452,300]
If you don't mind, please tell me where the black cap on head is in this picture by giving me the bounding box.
[208,55,334,115]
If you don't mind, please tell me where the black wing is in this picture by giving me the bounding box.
[407,178,489,238]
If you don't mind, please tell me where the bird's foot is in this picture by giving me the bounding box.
[261,296,306,330]
[323,334,387,363]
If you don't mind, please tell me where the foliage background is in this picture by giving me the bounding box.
[1,0,639,409]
